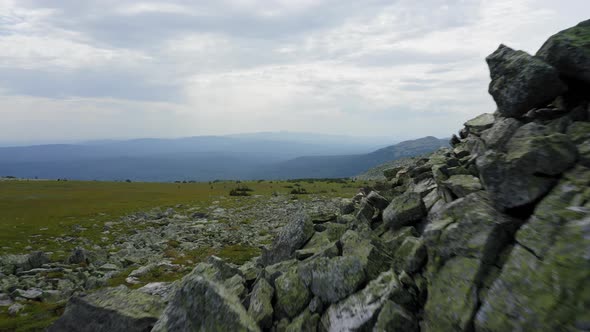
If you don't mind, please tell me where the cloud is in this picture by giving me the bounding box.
[0,0,588,144]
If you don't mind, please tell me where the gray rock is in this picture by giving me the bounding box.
[442,174,482,198]
[486,44,566,118]
[49,286,164,332]
[464,113,495,135]
[67,247,90,265]
[152,274,259,332]
[14,288,43,300]
[536,19,590,83]
[373,300,418,332]
[286,309,320,332]
[477,123,578,209]
[0,293,13,307]
[366,191,390,211]
[480,117,522,150]
[341,231,395,280]
[383,192,426,230]
[138,282,176,301]
[320,270,401,332]
[392,237,427,274]
[259,212,314,266]
[8,303,24,316]
[248,278,274,329]
[298,256,366,304]
[0,251,49,275]
[274,268,311,319]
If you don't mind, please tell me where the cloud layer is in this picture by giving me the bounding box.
[0,0,587,143]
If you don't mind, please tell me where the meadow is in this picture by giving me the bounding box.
[0,178,368,255]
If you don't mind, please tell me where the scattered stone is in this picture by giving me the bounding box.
[8,303,24,317]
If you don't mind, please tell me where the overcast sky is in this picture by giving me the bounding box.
[0,0,587,144]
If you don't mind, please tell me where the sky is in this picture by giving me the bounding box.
[0,0,588,145]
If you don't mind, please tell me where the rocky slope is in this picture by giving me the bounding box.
[12,20,590,331]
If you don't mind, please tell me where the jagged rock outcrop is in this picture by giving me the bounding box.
[47,20,590,332]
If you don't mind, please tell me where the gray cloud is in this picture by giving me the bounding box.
[0,0,588,144]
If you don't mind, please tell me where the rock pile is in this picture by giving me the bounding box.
[48,19,590,331]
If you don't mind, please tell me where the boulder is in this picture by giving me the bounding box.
[536,19,590,83]
[274,268,311,319]
[475,216,590,331]
[366,191,390,211]
[320,270,400,331]
[298,256,366,304]
[152,274,259,332]
[442,174,482,198]
[382,192,426,230]
[286,309,320,332]
[486,44,566,118]
[49,286,164,332]
[480,117,522,150]
[464,113,495,135]
[248,278,274,329]
[373,300,418,332]
[392,237,427,274]
[0,251,49,275]
[340,230,394,280]
[477,123,578,209]
[67,247,91,265]
[259,212,314,266]
[422,192,518,330]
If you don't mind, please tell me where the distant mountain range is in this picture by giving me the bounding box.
[0,133,448,181]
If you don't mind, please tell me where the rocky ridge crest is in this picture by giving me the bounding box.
[51,20,590,331]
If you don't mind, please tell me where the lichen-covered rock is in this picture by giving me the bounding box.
[286,309,320,332]
[275,268,311,319]
[486,44,566,118]
[392,236,427,274]
[422,192,519,331]
[442,174,482,198]
[567,121,590,144]
[382,192,426,230]
[464,113,495,135]
[480,117,522,150]
[477,123,578,209]
[298,256,366,304]
[475,216,590,331]
[373,300,418,332]
[320,270,400,332]
[340,230,394,280]
[49,286,165,332]
[536,19,590,83]
[152,274,260,332]
[260,212,314,266]
[248,278,274,329]
[423,257,480,331]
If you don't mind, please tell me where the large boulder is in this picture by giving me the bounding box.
[259,212,314,266]
[320,270,401,331]
[536,19,590,83]
[480,117,522,150]
[340,230,395,280]
[382,192,426,230]
[152,274,259,332]
[475,216,590,331]
[298,256,366,304]
[486,44,566,118]
[422,192,518,331]
[274,268,311,319]
[464,113,495,135]
[477,123,578,209]
[49,286,165,332]
[247,279,274,329]
[374,300,418,332]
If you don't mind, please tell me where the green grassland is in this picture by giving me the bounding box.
[0,178,368,255]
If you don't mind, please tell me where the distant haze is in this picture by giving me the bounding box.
[0,1,587,144]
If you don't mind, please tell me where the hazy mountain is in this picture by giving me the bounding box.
[0,134,447,181]
[256,136,449,179]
